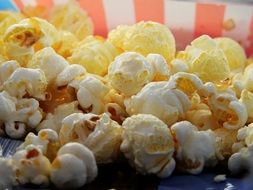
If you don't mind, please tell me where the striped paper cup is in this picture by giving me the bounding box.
[0,0,253,56]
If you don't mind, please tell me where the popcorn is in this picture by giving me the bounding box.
[70,75,110,114]
[13,145,51,185]
[5,122,26,139]
[214,128,237,160]
[121,114,176,178]
[170,59,189,74]
[125,81,191,125]
[208,91,247,130]
[108,52,154,96]
[0,11,23,36]
[3,17,58,65]
[240,89,253,122]
[84,113,123,163]
[55,64,86,87]
[0,91,16,122]
[50,0,93,40]
[3,67,47,100]
[168,72,204,97]
[0,60,20,88]
[59,113,100,145]
[17,129,60,162]
[228,145,253,174]
[0,158,17,189]
[236,64,253,92]
[27,47,69,84]
[104,103,128,124]
[68,35,120,76]
[38,101,82,133]
[215,37,246,73]
[178,35,230,83]
[50,142,97,188]
[52,30,78,58]
[171,121,217,174]
[108,21,176,63]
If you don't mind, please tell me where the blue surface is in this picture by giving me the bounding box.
[1,137,253,190]
[0,0,18,11]
[159,172,253,190]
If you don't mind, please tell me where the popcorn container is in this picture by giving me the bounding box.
[0,0,253,189]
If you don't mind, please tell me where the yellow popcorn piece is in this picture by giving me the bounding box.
[0,11,23,36]
[52,30,78,58]
[108,21,176,63]
[50,0,93,40]
[179,35,230,83]
[215,37,246,73]
[121,114,175,178]
[3,17,58,66]
[68,36,121,76]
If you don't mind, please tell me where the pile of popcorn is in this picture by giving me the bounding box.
[0,1,253,189]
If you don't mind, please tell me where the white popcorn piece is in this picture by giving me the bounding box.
[171,121,217,174]
[5,122,26,139]
[121,114,176,178]
[13,98,43,128]
[3,67,48,100]
[125,81,191,125]
[214,174,226,182]
[146,53,170,81]
[208,91,247,130]
[50,142,97,188]
[108,52,154,96]
[236,123,253,148]
[214,128,237,160]
[170,59,189,74]
[0,158,17,189]
[59,113,100,145]
[55,64,86,87]
[240,89,253,122]
[18,129,60,161]
[70,75,110,114]
[38,101,82,133]
[0,60,20,87]
[228,145,253,174]
[0,91,16,122]
[84,113,123,163]
[239,64,253,92]
[13,145,51,185]
[28,47,69,84]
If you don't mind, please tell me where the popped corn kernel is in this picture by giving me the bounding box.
[121,114,176,178]
[125,81,191,125]
[108,21,176,63]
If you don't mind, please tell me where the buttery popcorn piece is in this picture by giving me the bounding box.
[215,37,246,73]
[38,101,81,133]
[125,81,191,125]
[68,36,120,76]
[108,21,176,63]
[121,114,176,178]
[18,129,60,162]
[50,0,93,40]
[13,145,51,185]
